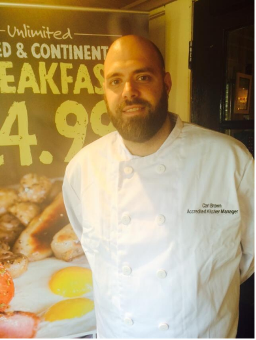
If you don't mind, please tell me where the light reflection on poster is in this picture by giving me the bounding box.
[0,4,148,338]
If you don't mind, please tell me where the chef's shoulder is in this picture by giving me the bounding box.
[182,121,252,162]
[64,131,118,183]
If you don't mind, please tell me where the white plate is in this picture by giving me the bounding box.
[9,255,96,338]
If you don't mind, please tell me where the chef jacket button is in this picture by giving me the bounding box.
[156,214,166,225]
[121,213,131,225]
[124,317,134,326]
[158,323,169,331]
[124,166,134,175]
[157,269,167,279]
[122,265,132,275]
[156,164,166,174]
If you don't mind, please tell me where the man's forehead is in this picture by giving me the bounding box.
[105,47,149,66]
[105,63,156,79]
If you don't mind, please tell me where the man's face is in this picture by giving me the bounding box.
[104,38,171,143]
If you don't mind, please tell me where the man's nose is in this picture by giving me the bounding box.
[122,81,139,100]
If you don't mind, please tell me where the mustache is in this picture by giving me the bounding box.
[119,98,151,110]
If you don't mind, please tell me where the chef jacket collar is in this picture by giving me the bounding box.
[116,113,183,161]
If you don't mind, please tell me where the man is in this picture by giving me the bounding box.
[63,35,254,338]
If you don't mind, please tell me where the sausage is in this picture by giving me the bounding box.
[13,193,69,261]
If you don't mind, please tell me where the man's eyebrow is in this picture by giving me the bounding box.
[133,67,155,74]
[106,72,123,80]
[106,67,155,80]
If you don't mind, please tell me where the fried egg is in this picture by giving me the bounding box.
[49,266,93,297]
[9,256,96,338]
[44,298,94,322]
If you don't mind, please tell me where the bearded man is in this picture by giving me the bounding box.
[63,35,254,338]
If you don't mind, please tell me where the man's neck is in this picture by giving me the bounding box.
[122,114,173,157]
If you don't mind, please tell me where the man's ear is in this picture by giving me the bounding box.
[164,72,172,94]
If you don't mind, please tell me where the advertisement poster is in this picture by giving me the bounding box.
[0,3,148,338]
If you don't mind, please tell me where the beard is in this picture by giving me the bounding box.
[105,89,168,143]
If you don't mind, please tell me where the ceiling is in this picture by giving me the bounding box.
[2,0,175,11]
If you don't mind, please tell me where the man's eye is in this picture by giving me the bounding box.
[110,79,121,86]
[137,75,151,82]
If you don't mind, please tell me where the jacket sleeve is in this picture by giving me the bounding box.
[62,172,83,242]
[238,157,254,284]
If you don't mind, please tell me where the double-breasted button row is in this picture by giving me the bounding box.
[121,161,167,332]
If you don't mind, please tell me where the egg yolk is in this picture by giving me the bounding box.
[49,266,93,297]
[44,298,94,322]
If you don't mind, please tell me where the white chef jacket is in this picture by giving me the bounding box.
[63,114,254,338]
